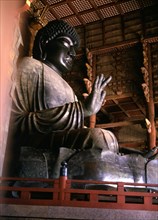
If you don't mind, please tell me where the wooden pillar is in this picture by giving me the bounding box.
[147,43,156,149]
[141,40,156,149]
[84,49,97,128]
[89,54,97,128]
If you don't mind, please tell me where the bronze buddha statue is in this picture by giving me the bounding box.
[3,20,157,185]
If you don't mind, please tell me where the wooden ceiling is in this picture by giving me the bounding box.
[31,0,157,27]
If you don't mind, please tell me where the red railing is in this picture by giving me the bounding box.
[0,176,158,210]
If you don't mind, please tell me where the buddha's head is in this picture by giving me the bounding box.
[33,20,80,75]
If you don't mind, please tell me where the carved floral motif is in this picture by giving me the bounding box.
[141,40,150,102]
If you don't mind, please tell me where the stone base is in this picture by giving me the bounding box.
[0,204,157,220]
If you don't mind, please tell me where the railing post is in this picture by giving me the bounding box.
[21,191,30,200]
[53,179,59,200]
[59,161,67,201]
[144,195,153,210]
[117,182,125,205]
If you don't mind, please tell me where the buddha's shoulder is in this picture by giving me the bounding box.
[18,57,43,73]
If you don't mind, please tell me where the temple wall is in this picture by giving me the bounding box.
[0,1,20,175]
[0,0,44,175]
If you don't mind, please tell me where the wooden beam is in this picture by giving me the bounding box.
[131,97,146,115]
[105,93,133,101]
[113,99,131,118]
[90,39,138,55]
[67,1,86,25]
[119,141,146,149]
[95,118,145,128]
[76,36,158,57]
[89,0,104,21]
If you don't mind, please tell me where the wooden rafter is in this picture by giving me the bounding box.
[95,118,145,129]
[112,99,131,118]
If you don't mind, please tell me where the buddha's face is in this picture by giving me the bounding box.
[45,35,76,74]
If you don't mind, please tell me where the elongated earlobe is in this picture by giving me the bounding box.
[41,51,47,61]
[39,37,47,61]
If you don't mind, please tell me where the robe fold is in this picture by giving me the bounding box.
[11,57,84,135]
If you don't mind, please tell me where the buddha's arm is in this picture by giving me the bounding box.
[13,101,84,134]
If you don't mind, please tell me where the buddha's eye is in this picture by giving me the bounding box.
[57,36,74,47]
[63,40,70,47]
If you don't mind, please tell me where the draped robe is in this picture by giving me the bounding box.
[4,57,118,177]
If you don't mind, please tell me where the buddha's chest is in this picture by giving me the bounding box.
[44,68,77,108]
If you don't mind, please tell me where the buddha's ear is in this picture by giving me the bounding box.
[39,36,47,61]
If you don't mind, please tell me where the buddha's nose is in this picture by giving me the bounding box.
[69,46,76,57]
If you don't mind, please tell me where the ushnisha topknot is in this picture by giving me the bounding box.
[32,19,80,60]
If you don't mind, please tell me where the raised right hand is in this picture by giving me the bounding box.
[82,74,112,117]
